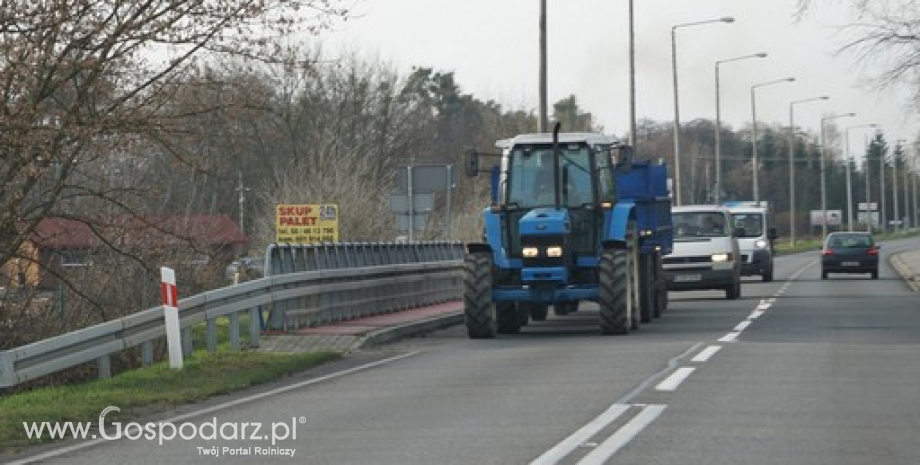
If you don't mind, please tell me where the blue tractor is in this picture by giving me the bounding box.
[463,125,672,337]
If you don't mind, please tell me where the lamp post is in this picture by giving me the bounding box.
[865,132,873,232]
[671,16,734,206]
[845,124,876,231]
[714,52,767,204]
[788,96,829,246]
[894,139,905,232]
[751,77,795,204]
[820,112,856,239]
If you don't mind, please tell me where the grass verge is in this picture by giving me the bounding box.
[0,349,340,452]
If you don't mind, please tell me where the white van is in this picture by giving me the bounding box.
[663,205,742,299]
[722,202,777,282]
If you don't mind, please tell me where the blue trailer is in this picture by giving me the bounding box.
[463,125,673,337]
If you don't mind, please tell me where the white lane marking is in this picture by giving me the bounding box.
[655,367,696,391]
[529,404,631,465]
[7,351,422,465]
[719,332,739,342]
[749,310,764,319]
[734,320,752,332]
[576,405,667,465]
[691,345,722,363]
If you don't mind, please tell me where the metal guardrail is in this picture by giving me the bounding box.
[0,242,464,388]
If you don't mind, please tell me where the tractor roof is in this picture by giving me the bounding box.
[495,132,620,149]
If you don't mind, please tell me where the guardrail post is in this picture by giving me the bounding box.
[229,313,241,350]
[97,355,111,379]
[141,342,154,367]
[207,318,218,353]
[0,351,15,387]
[182,327,193,357]
[249,307,260,348]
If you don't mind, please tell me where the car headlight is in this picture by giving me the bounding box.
[522,247,539,258]
[546,246,563,258]
[754,239,768,249]
[711,253,732,262]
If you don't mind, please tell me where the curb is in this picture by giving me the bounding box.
[355,312,464,350]
[889,253,920,293]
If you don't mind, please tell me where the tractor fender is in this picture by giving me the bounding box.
[603,202,635,250]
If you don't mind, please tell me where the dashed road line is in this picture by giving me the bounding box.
[692,345,722,362]
[655,367,696,391]
[576,405,667,465]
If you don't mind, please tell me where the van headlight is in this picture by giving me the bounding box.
[754,239,768,249]
[546,246,564,257]
[711,253,732,262]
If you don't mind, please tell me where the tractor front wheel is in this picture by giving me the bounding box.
[599,249,629,335]
[463,253,496,339]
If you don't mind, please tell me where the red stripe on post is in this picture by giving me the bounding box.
[161,282,178,308]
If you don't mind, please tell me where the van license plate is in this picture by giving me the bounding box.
[675,274,702,282]
[842,261,859,266]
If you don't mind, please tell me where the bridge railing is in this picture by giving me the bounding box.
[0,242,464,389]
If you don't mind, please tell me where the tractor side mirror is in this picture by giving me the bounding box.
[465,149,480,177]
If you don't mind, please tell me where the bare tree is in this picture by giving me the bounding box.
[796,1,920,106]
[0,1,348,344]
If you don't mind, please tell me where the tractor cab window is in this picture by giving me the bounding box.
[507,144,593,208]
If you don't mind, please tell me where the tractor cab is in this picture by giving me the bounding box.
[473,132,627,289]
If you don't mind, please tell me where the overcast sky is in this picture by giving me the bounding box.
[321,0,916,151]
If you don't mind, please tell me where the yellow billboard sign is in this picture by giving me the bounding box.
[275,204,339,243]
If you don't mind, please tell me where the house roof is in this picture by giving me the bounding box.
[32,215,248,250]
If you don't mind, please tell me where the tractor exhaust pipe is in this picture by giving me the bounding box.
[552,122,561,209]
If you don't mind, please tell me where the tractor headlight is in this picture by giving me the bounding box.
[546,246,563,258]
[522,247,540,258]
[711,253,732,262]
[754,239,768,249]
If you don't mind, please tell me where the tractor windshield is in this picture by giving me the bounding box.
[506,144,594,208]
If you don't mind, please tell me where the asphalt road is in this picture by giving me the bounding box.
[11,238,920,465]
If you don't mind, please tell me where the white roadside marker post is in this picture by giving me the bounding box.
[160,267,184,369]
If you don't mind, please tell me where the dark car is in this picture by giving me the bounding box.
[820,232,879,279]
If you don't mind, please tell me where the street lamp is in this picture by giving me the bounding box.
[820,112,856,239]
[788,96,829,246]
[714,52,768,204]
[845,124,876,231]
[671,16,734,206]
[751,77,795,204]
[894,139,906,232]
[864,131,876,232]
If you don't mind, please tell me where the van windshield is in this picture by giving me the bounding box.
[731,213,764,238]
[673,212,729,238]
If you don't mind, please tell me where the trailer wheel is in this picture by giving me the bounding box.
[599,249,629,335]
[497,302,522,334]
[464,253,496,339]
[652,254,666,318]
[638,255,654,323]
[656,269,668,317]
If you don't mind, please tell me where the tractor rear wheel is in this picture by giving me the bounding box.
[463,253,496,339]
[599,249,629,335]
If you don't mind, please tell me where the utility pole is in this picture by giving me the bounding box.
[539,0,548,132]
